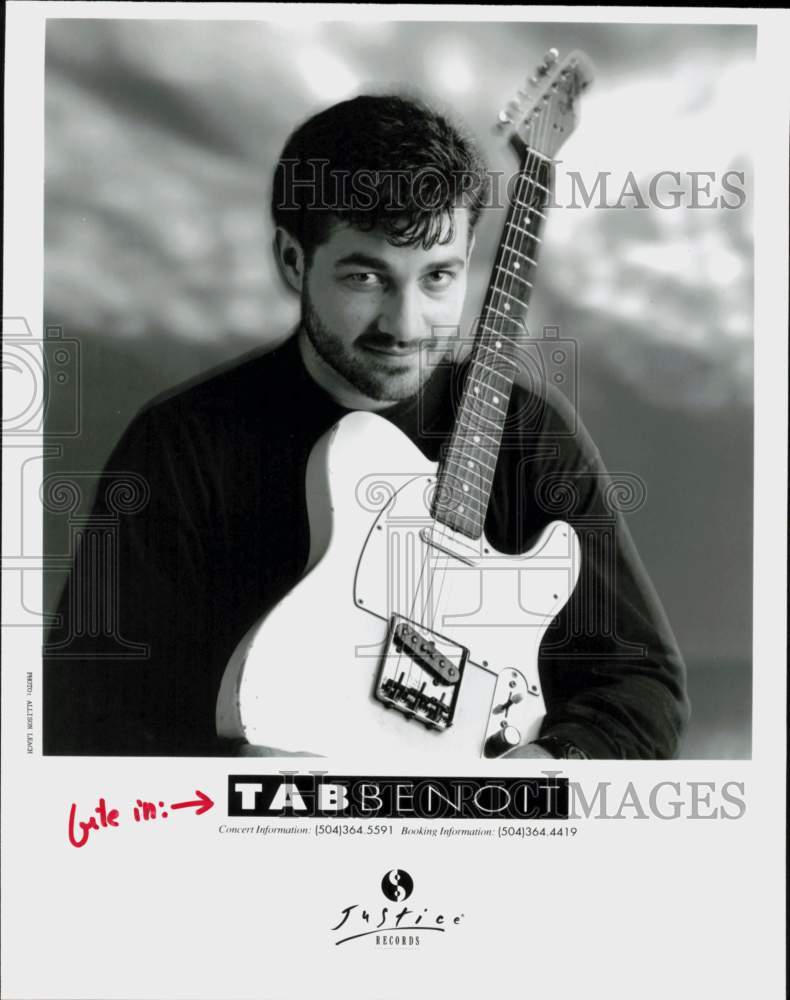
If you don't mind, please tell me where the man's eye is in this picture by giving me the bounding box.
[344,273,381,287]
[423,271,456,289]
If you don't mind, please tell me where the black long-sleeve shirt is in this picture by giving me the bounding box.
[44,334,689,758]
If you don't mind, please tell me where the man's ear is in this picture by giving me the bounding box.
[273,227,306,294]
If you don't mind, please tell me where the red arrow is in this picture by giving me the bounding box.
[170,790,214,816]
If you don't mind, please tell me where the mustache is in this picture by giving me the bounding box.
[356,330,455,356]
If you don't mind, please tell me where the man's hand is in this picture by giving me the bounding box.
[503,742,555,759]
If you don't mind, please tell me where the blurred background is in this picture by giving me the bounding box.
[43,18,755,758]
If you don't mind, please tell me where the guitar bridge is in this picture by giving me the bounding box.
[375,615,468,730]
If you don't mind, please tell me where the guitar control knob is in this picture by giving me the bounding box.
[485,725,522,756]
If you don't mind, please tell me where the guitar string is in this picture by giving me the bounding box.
[402,108,554,727]
[393,102,554,716]
[401,111,551,690]
[419,134,548,638]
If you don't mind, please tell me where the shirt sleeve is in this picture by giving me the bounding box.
[43,402,224,756]
[522,390,691,760]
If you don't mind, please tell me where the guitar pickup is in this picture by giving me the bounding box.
[392,622,461,685]
[375,616,468,731]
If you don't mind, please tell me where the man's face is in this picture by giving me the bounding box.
[301,207,472,402]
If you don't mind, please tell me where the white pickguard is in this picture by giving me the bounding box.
[216,411,581,758]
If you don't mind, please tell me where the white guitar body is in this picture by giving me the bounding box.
[217,411,581,758]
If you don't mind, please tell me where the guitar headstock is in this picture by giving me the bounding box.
[496,48,595,160]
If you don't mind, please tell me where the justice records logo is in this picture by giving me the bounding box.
[381,869,413,902]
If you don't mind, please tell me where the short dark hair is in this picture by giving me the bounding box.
[271,94,489,260]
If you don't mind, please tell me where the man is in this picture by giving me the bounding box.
[44,94,689,759]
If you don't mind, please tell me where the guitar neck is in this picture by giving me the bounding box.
[432,149,554,540]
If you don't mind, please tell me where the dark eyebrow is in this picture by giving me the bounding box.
[334,253,391,270]
[421,257,466,272]
[333,253,467,272]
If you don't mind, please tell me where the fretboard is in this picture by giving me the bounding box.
[432,150,553,539]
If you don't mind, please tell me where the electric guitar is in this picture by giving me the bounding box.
[216,49,594,757]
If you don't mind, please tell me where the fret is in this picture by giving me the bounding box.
[448,437,499,467]
[479,400,507,420]
[501,246,538,268]
[447,461,497,487]
[447,447,497,475]
[517,175,551,196]
[503,228,538,261]
[435,488,485,516]
[486,304,521,324]
[513,202,547,222]
[495,265,532,289]
[465,385,507,417]
[456,406,500,431]
[449,464,496,491]
[524,148,554,165]
[445,436,501,462]
[472,358,513,384]
[454,419,500,446]
[493,287,525,310]
[433,492,483,524]
[479,325,520,348]
[468,367,510,390]
[509,210,544,240]
[457,417,502,445]
[452,435,500,462]
[439,509,481,533]
[443,473,493,501]
[477,340,519,369]
[439,476,487,499]
[480,348,518,370]
[434,143,553,542]
[505,220,539,244]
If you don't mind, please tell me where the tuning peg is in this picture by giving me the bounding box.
[496,109,512,127]
[544,47,559,65]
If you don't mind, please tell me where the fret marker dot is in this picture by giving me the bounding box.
[496,340,502,349]
[473,386,479,395]
[467,460,474,468]
[514,263,520,270]
[504,303,510,312]
[493,395,500,404]
[458,506,465,514]
[473,435,481,443]
[463,484,470,493]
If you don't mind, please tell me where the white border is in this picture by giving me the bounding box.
[3,5,787,999]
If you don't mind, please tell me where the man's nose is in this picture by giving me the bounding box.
[378,287,426,347]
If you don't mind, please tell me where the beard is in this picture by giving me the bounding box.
[300,285,446,403]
